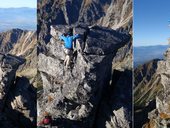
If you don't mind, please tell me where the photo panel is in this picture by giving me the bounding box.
[37,0,133,127]
[0,0,37,127]
[134,0,170,127]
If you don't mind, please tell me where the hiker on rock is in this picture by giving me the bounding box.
[59,31,80,68]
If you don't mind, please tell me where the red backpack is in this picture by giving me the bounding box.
[43,116,52,125]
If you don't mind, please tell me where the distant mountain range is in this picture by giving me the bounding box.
[0,7,36,32]
[134,45,169,67]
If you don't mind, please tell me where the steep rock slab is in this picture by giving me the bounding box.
[0,53,24,112]
[38,25,130,127]
[112,39,132,71]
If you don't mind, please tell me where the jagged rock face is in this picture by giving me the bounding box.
[38,25,131,127]
[134,59,161,106]
[0,29,36,55]
[0,54,36,127]
[0,53,24,112]
[98,0,132,31]
[134,48,170,127]
[38,0,132,46]
[0,29,37,85]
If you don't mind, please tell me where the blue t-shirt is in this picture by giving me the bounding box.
[59,34,80,49]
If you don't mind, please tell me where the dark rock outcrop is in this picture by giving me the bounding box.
[38,25,131,127]
[0,53,24,111]
[0,53,36,128]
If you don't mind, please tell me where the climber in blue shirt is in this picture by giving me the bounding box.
[59,34,79,50]
[59,32,80,68]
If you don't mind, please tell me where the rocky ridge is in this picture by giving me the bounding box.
[134,47,170,128]
[143,48,170,128]
[0,29,36,56]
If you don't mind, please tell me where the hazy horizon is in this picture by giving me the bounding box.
[134,44,169,47]
[0,8,36,31]
[0,0,36,31]
[134,45,169,67]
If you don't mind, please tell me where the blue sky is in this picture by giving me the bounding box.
[134,0,170,46]
[0,0,36,8]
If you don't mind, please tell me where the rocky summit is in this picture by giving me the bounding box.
[37,25,132,128]
[0,53,36,128]
[134,47,170,128]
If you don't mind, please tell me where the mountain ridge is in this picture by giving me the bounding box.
[0,28,37,86]
[134,47,170,127]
